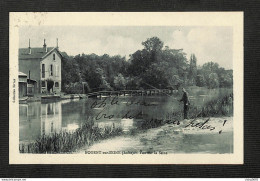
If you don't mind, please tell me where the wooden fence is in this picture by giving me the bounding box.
[87,89,178,98]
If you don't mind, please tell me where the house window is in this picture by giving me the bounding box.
[42,64,45,78]
[50,64,53,76]
[55,82,59,87]
[42,81,46,87]
[55,65,59,77]
[53,54,55,61]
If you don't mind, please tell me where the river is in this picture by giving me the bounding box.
[19,87,233,151]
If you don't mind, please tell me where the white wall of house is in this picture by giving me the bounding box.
[40,49,62,93]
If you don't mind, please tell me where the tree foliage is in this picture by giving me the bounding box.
[60,36,233,93]
[142,37,164,52]
[188,54,197,85]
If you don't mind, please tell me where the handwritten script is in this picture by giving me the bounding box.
[90,96,228,134]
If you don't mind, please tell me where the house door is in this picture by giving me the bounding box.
[47,80,54,93]
[27,84,34,96]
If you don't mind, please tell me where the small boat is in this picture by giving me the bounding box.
[71,95,80,99]
[60,94,81,100]
[41,95,61,103]
[60,95,72,100]
[19,96,28,104]
[41,95,60,99]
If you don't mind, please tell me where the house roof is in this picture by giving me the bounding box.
[27,78,37,83]
[19,71,27,77]
[19,47,62,60]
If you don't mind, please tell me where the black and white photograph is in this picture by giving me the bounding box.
[9,12,243,164]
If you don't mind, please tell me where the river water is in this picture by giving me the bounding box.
[19,87,232,146]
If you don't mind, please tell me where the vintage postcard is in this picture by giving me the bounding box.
[9,12,243,164]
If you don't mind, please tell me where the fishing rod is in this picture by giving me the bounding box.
[142,81,174,97]
[142,81,195,106]
[142,82,184,113]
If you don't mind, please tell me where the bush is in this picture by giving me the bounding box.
[63,82,83,94]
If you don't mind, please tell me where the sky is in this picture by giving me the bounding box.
[19,26,233,69]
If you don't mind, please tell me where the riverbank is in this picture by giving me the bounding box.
[19,93,87,103]
[78,116,233,154]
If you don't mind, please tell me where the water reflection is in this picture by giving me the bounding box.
[40,102,62,135]
[121,119,134,132]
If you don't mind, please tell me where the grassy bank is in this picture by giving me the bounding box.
[192,93,233,118]
[131,93,233,132]
[19,118,123,153]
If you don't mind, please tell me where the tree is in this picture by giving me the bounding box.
[202,62,220,76]
[218,70,233,88]
[188,54,197,85]
[61,52,81,91]
[114,73,126,90]
[141,63,168,89]
[198,62,233,89]
[196,74,206,87]
[128,37,190,89]
[82,65,102,91]
[128,49,151,76]
[142,37,164,52]
[208,73,219,89]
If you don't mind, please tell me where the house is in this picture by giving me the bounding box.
[19,39,62,94]
[18,72,27,97]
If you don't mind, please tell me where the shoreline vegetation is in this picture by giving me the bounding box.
[19,92,233,153]
[19,119,123,153]
[19,93,88,103]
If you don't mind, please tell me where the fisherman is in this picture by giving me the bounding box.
[179,88,190,119]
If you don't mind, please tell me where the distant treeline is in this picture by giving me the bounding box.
[61,37,233,94]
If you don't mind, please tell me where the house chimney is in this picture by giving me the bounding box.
[28,70,30,83]
[28,39,31,54]
[56,38,59,50]
[43,39,47,52]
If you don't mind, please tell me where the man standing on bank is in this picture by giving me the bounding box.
[179,88,190,119]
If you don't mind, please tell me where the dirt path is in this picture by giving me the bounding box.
[77,117,233,154]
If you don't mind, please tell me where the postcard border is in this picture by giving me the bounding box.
[9,12,243,164]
